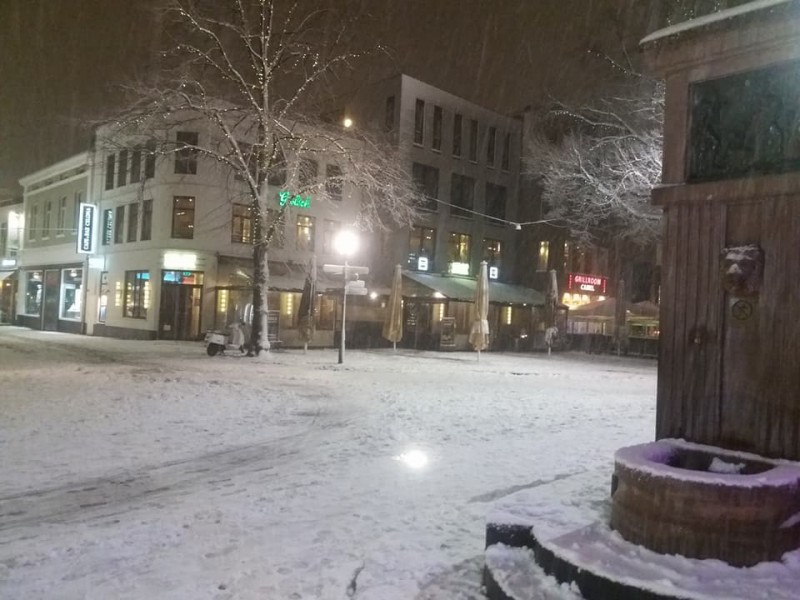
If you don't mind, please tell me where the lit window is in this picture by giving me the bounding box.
[232,203,254,244]
[172,196,195,239]
[296,215,315,251]
[537,241,550,271]
[124,271,150,319]
[448,232,471,265]
[60,269,83,320]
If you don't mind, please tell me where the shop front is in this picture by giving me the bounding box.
[17,265,84,333]
[159,270,204,340]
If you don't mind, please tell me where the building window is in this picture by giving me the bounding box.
[118,149,128,187]
[73,192,82,235]
[411,162,439,211]
[385,95,395,132]
[174,131,199,174]
[28,205,38,240]
[24,271,43,315]
[408,225,435,269]
[564,241,572,271]
[115,205,125,243]
[124,270,150,319]
[141,199,153,241]
[102,209,113,245]
[60,268,83,321]
[130,148,142,183]
[432,105,443,151]
[447,232,471,265]
[57,196,67,236]
[43,200,52,238]
[127,203,139,242]
[325,164,343,201]
[450,173,475,218]
[172,196,195,239]
[487,126,497,166]
[299,158,318,189]
[502,132,511,171]
[232,203,253,244]
[469,119,478,162]
[0,222,6,256]
[296,215,315,251]
[105,154,115,190]
[144,141,156,179]
[483,238,503,270]
[322,219,340,254]
[485,183,507,221]
[414,99,425,145]
[268,148,288,188]
[537,240,550,271]
[453,113,463,157]
[266,209,285,248]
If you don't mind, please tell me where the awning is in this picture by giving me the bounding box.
[216,256,340,293]
[0,270,16,282]
[403,271,546,306]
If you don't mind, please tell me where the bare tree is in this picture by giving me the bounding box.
[525,76,664,250]
[102,0,420,355]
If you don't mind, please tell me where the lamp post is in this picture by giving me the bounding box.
[334,229,359,364]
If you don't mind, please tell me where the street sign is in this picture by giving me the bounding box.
[346,280,365,288]
[346,287,368,296]
[323,264,370,275]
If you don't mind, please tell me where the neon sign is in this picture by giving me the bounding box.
[279,190,311,209]
[568,273,608,294]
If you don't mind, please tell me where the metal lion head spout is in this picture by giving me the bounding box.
[720,244,763,297]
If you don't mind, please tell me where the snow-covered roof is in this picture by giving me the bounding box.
[641,0,793,46]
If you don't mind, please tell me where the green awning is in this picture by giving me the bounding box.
[403,271,545,306]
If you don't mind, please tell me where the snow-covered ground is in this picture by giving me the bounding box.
[0,327,656,599]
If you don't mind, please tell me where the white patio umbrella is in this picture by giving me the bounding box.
[469,261,490,360]
[382,264,403,352]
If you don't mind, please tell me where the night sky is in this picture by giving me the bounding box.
[0,0,655,193]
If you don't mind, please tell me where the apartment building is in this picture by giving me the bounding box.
[0,195,23,324]
[16,154,91,333]
[347,75,545,350]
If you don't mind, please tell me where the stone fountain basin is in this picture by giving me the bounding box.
[611,439,800,566]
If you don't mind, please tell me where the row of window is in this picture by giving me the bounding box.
[411,162,507,219]
[407,225,503,274]
[101,200,154,245]
[105,141,158,190]
[404,97,512,170]
[26,193,82,241]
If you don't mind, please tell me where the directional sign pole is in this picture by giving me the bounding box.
[339,260,348,364]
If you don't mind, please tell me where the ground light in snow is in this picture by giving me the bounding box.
[395,449,429,469]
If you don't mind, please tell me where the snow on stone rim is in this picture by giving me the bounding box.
[487,470,800,600]
[640,0,793,46]
[614,438,800,487]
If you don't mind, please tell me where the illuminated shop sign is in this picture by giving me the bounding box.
[417,256,429,271]
[568,273,608,294]
[489,266,499,280]
[278,190,311,209]
[77,203,97,254]
[449,262,470,276]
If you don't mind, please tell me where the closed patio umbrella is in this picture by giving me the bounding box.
[382,264,403,351]
[469,261,490,360]
[297,256,316,353]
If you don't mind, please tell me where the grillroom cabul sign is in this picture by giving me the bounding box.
[567,273,608,294]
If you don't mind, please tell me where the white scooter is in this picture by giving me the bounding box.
[204,321,247,356]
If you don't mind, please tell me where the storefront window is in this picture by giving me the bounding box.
[60,269,83,320]
[124,271,150,319]
[162,271,204,285]
[447,232,471,264]
[24,271,43,315]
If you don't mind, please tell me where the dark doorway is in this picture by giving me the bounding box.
[159,271,204,340]
[43,269,60,331]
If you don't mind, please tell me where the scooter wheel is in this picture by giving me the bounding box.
[207,344,221,356]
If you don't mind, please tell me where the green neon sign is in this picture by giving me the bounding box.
[279,190,311,209]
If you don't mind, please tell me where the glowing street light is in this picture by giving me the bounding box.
[335,229,359,364]
[343,117,354,129]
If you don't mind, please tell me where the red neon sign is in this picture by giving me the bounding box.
[568,273,608,294]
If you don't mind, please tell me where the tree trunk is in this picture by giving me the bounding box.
[250,205,270,356]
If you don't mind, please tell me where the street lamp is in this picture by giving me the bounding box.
[334,229,359,364]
